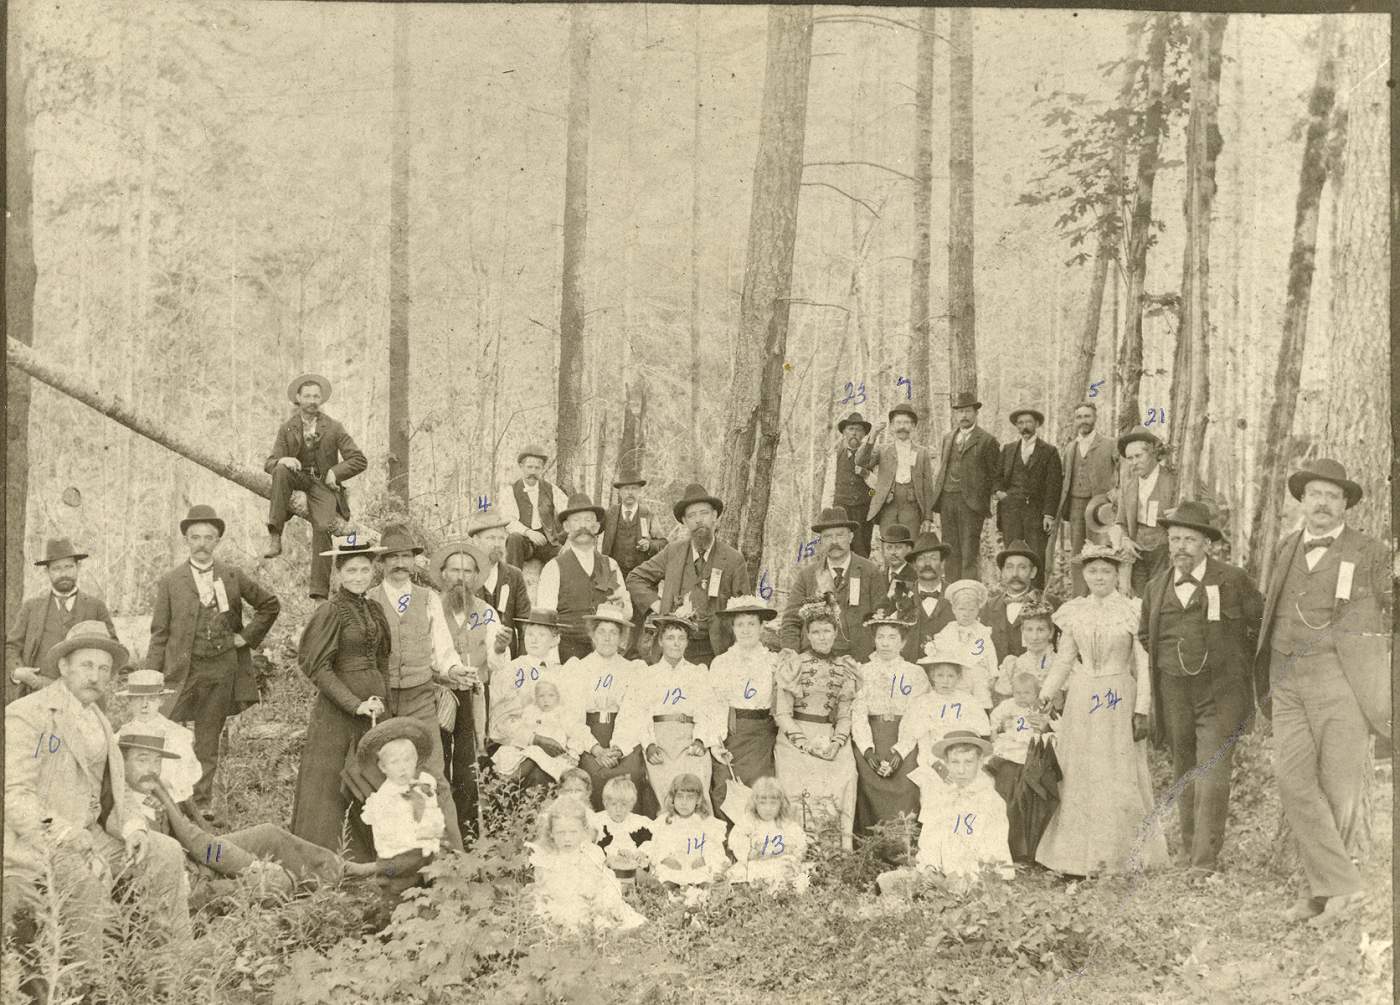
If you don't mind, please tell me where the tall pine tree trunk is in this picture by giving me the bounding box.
[557,6,592,495]
[947,8,977,395]
[689,8,705,478]
[387,6,412,505]
[716,5,813,578]
[909,7,935,403]
[1246,18,1337,581]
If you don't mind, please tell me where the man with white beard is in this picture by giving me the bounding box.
[536,494,633,663]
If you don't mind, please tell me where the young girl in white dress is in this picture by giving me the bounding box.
[930,580,996,710]
[726,776,809,891]
[528,796,645,932]
[650,773,729,904]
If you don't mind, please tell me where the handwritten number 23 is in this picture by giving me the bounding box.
[839,381,867,406]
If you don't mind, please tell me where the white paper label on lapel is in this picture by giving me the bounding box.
[1205,584,1221,622]
[708,568,722,598]
[499,584,511,617]
[848,576,861,607]
[1143,500,1159,527]
[1336,561,1355,601]
[212,578,230,613]
[640,517,650,539]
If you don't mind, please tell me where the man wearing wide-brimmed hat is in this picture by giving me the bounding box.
[898,531,956,663]
[1255,458,1390,926]
[781,506,889,661]
[600,467,662,577]
[1137,501,1262,879]
[147,505,280,823]
[536,493,633,662]
[821,411,877,557]
[982,540,1060,663]
[467,510,532,658]
[1054,400,1118,596]
[1110,424,1178,599]
[6,537,117,703]
[930,390,1001,583]
[263,373,368,599]
[5,623,191,969]
[995,406,1063,589]
[856,403,937,546]
[627,482,752,666]
[498,443,571,569]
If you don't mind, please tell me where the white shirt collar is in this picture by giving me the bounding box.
[189,560,214,574]
[826,554,852,574]
[53,588,78,600]
[1305,522,1345,543]
[1076,429,1095,443]
[1138,465,1160,495]
[622,505,637,521]
[382,578,413,597]
[483,563,499,590]
[1188,557,1208,581]
[690,542,713,564]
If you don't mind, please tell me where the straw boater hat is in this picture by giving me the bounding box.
[179,504,225,537]
[836,411,872,435]
[1008,406,1044,426]
[1072,542,1127,567]
[518,608,561,631]
[377,524,425,556]
[863,608,913,632]
[996,539,1041,571]
[427,538,489,590]
[287,373,332,404]
[34,538,89,567]
[117,733,182,760]
[944,579,989,609]
[1287,457,1363,509]
[116,668,175,698]
[672,483,725,521]
[1084,494,1117,537]
[43,621,129,677]
[917,640,979,671]
[715,594,778,622]
[583,603,632,630]
[558,492,606,523]
[318,532,387,558]
[357,717,435,771]
[811,506,859,533]
[888,403,919,425]
[929,729,992,760]
[1116,424,1163,458]
[516,444,549,465]
[906,531,952,561]
[1157,501,1224,542]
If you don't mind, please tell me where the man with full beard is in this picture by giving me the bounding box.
[468,511,532,659]
[536,494,634,662]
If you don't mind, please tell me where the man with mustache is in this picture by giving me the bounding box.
[820,411,877,557]
[1255,459,1390,926]
[600,469,665,657]
[147,505,280,824]
[930,391,1001,582]
[981,540,1060,664]
[994,407,1062,590]
[780,507,888,661]
[499,444,571,569]
[371,525,468,851]
[6,538,116,703]
[537,494,633,662]
[856,404,937,546]
[4,623,190,978]
[1055,401,1117,595]
[898,532,956,663]
[627,483,752,666]
[1111,425,1179,599]
[467,511,532,658]
[262,374,367,600]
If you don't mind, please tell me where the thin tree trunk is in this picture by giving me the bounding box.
[387,6,412,505]
[557,6,592,494]
[947,7,977,395]
[689,8,705,477]
[716,5,813,579]
[909,7,935,404]
[1059,244,1110,444]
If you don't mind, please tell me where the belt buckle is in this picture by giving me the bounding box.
[594,710,614,723]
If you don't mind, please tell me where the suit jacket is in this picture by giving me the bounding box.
[263,411,367,519]
[1254,526,1391,737]
[4,684,144,875]
[1117,468,1179,544]
[600,505,663,568]
[981,588,1061,661]
[996,439,1064,520]
[854,439,936,523]
[819,444,875,510]
[1139,557,1263,743]
[6,592,117,703]
[147,560,280,714]
[779,555,889,661]
[931,426,1001,515]
[899,585,956,663]
[477,560,532,657]
[626,539,752,658]
[1056,432,1117,518]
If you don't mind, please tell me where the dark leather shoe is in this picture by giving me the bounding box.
[262,532,283,558]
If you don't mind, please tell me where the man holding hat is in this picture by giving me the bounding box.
[930,390,1001,583]
[468,510,532,659]
[899,532,957,663]
[627,483,752,666]
[1111,424,1179,599]
[4,623,190,970]
[538,493,633,662]
[781,507,889,661]
[148,505,280,822]
[820,411,876,557]
[6,537,116,703]
[1137,501,1262,877]
[263,373,368,599]
[982,540,1060,664]
[1256,458,1390,925]
[499,444,571,569]
[856,404,936,546]
[1055,401,1118,596]
[995,407,1063,589]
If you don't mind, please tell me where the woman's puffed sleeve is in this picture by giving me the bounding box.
[1040,615,1078,703]
[298,605,361,714]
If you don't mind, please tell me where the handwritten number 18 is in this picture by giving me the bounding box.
[953,813,976,835]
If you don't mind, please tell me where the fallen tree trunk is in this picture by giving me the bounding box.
[7,336,314,522]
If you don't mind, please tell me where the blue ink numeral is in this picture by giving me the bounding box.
[890,674,912,697]
[743,680,757,700]
[1088,379,1104,399]
[596,674,613,691]
[953,813,976,835]
[895,376,912,400]
[662,687,686,706]
[758,569,773,601]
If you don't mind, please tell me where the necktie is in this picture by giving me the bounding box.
[694,555,705,581]
[403,782,431,822]
[1176,574,1198,587]
[54,594,74,613]
[832,567,846,594]
[1304,536,1335,553]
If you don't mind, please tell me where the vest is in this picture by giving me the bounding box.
[38,598,81,669]
[1155,587,1209,676]
[610,510,644,574]
[1269,546,1341,657]
[375,587,435,689]
[298,422,322,479]
[513,479,560,537]
[447,600,490,670]
[679,548,715,622]
[1006,449,1033,498]
[556,548,616,636]
[833,449,867,508]
[1070,445,1095,496]
[945,437,967,493]
[190,598,235,660]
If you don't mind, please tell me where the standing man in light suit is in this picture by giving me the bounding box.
[856,403,937,544]
[1055,401,1117,595]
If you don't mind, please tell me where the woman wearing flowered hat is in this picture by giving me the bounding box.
[850,610,928,837]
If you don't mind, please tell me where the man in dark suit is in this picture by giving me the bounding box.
[930,391,1001,583]
[1113,425,1179,598]
[601,469,665,658]
[856,404,936,544]
[468,512,532,658]
[1055,401,1118,595]
[263,373,368,599]
[898,532,955,663]
[6,538,117,703]
[1255,459,1390,926]
[1137,502,1262,876]
[148,505,280,821]
[627,483,752,666]
[981,540,1060,662]
[780,507,889,661]
[879,523,916,613]
[994,407,1063,590]
[820,412,876,557]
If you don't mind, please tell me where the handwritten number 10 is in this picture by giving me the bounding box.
[595,674,614,691]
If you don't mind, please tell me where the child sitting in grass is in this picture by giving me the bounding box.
[360,718,448,900]
[592,776,654,886]
[650,773,728,905]
[490,679,580,781]
[528,796,645,932]
[726,776,809,891]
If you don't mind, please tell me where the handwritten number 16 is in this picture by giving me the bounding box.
[889,674,912,697]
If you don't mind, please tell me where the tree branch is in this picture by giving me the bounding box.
[800,181,881,216]
[779,298,852,313]
[804,159,919,184]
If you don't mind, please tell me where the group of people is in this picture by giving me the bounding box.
[3,375,1389,976]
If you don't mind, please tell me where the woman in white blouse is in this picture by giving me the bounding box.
[707,596,786,820]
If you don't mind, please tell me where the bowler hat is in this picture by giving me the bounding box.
[1158,501,1224,542]
[811,506,859,533]
[996,540,1041,571]
[882,524,914,545]
[1084,494,1117,537]
[427,538,489,589]
[117,733,182,760]
[558,492,606,523]
[516,444,549,465]
[43,620,128,677]
[1117,424,1164,457]
[357,717,435,771]
[836,411,872,435]
[612,468,648,489]
[949,390,982,410]
[34,538,89,567]
[888,404,920,424]
[518,608,561,630]
[907,531,952,561]
[179,504,225,537]
[672,483,725,522]
[1008,406,1044,426]
[287,373,332,404]
[1287,457,1363,509]
[377,524,425,556]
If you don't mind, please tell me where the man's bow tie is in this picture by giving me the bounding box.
[1304,536,1335,553]
[1175,574,1198,588]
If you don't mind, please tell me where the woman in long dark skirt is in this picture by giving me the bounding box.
[290,543,391,859]
[707,596,783,822]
